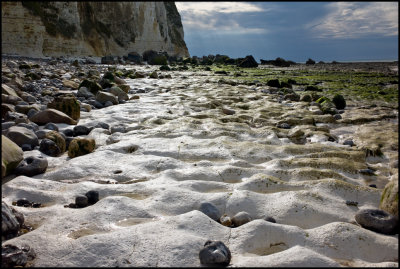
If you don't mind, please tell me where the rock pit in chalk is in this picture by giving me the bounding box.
[2,63,398,267]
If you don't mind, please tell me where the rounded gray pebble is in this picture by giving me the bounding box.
[199,202,221,222]
[232,211,252,227]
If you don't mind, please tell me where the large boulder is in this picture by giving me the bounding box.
[68,138,96,158]
[29,109,77,125]
[238,55,258,68]
[2,135,23,180]
[47,94,80,120]
[5,126,39,148]
[380,179,398,217]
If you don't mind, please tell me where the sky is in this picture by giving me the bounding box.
[175,2,398,62]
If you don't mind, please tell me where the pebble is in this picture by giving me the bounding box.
[85,190,99,205]
[219,214,232,227]
[346,200,359,207]
[44,122,59,131]
[199,202,221,222]
[199,240,231,266]
[231,211,252,227]
[264,216,277,223]
[75,195,88,208]
[73,125,92,136]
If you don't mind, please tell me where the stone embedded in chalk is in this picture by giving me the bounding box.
[15,156,48,177]
[232,211,252,227]
[75,195,88,208]
[85,190,99,205]
[355,208,398,235]
[264,216,276,223]
[199,240,231,266]
[199,202,221,222]
[219,214,232,227]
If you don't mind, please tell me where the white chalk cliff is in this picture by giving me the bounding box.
[1,2,189,58]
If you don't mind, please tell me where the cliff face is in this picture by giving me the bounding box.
[1,1,189,58]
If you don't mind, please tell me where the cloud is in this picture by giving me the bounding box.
[308,2,398,38]
[176,2,265,14]
[176,2,268,35]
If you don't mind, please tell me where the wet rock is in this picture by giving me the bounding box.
[78,79,102,95]
[379,180,398,217]
[45,131,66,154]
[2,103,16,118]
[68,138,96,158]
[96,91,118,105]
[332,94,346,110]
[284,93,300,101]
[264,216,277,223]
[16,122,39,132]
[47,94,80,120]
[77,87,95,99]
[355,209,398,235]
[149,71,158,79]
[2,202,24,240]
[232,211,252,227]
[5,126,39,148]
[73,125,92,136]
[346,200,358,207]
[343,139,354,147]
[199,240,231,266]
[15,156,48,177]
[85,190,99,205]
[333,114,342,120]
[44,122,59,132]
[277,122,291,129]
[108,86,129,102]
[29,109,77,125]
[1,244,36,268]
[219,214,232,227]
[267,79,281,88]
[222,108,235,115]
[39,138,61,157]
[199,202,221,221]
[21,144,32,151]
[359,169,375,176]
[118,84,131,93]
[16,198,31,207]
[4,111,29,123]
[75,195,88,208]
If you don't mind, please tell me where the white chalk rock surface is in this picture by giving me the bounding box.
[2,66,398,267]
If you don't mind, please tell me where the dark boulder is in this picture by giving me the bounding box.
[199,240,231,266]
[355,209,398,235]
[238,55,258,68]
[15,156,48,177]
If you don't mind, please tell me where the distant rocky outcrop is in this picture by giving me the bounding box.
[1,2,189,58]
